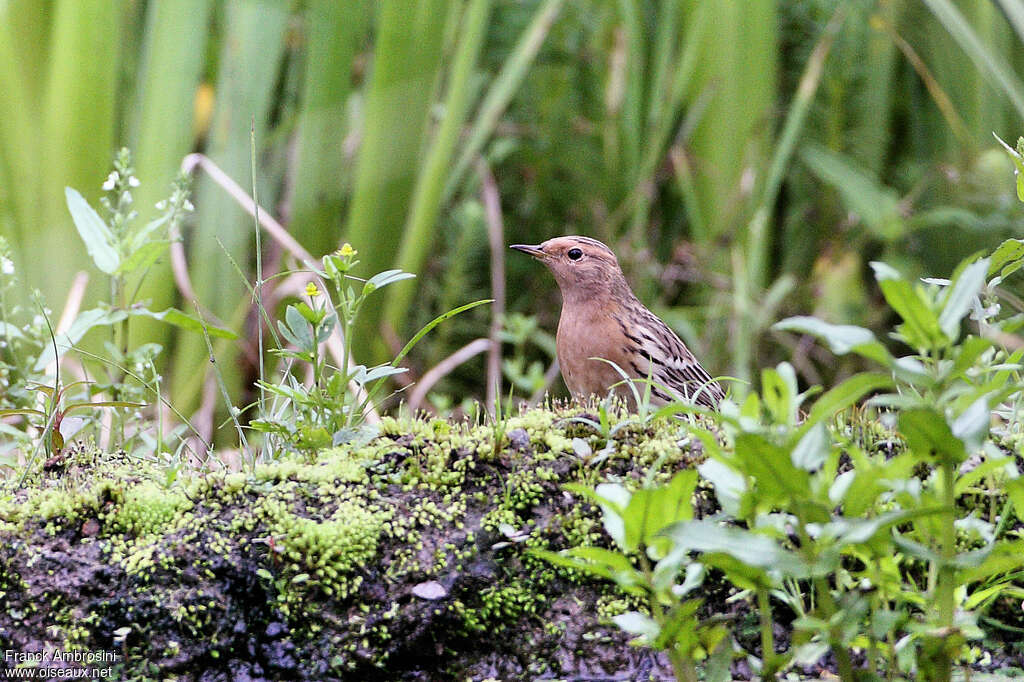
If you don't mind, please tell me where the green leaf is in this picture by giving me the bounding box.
[355,364,408,384]
[362,268,415,296]
[662,520,806,576]
[951,397,990,452]
[64,400,146,413]
[34,307,128,370]
[734,432,809,505]
[801,145,903,239]
[129,307,238,340]
[613,611,660,639]
[761,363,797,427]
[0,322,25,339]
[897,408,966,465]
[949,336,992,379]
[697,458,745,517]
[1006,478,1024,520]
[115,239,172,275]
[65,186,119,274]
[802,372,893,431]
[825,509,916,546]
[938,258,988,341]
[623,471,697,553]
[791,422,828,472]
[285,305,314,353]
[593,482,631,550]
[0,408,46,418]
[391,299,492,367]
[870,262,945,350]
[987,237,1024,279]
[773,316,892,366]
[128,213,171,253]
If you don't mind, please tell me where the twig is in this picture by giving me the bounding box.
[478,159,505,414]
[408,338,492,413]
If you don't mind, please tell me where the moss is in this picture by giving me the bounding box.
[0,403,728,680]
[107,480,193,537]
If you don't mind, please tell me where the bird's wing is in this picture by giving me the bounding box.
[623,307,724,408]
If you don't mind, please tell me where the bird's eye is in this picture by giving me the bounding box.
[567,248,583,261]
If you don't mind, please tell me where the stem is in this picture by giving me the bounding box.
[251,118,266,429]
[639,552,698,682]
[339,289,354,429]
[812,576,857,681]
[933,459,957,682]
[758,587,777,679]
[797,521,856,681]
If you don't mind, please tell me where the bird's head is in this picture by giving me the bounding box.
[510,236,628,303]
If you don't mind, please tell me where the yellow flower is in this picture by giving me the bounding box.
[338,243,356,258]
[305,282,320,298]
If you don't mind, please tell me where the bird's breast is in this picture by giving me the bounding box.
[556,305,634,399]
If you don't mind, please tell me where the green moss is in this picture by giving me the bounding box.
[107,480,192,537]
[0,403,726,678]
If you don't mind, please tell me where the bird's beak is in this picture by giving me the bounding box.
[510,243,546,259]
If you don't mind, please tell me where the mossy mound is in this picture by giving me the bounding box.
[0,405,711,680]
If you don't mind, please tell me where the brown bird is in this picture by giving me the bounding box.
[511,236,723,409]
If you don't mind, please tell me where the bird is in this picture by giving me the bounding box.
[510,236,723,409]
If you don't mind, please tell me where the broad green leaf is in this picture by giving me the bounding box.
[791,422,828,472]
[697,458,745,517]
[801,145,903,239]
[362,269,415,296]
[623,471,697,553]
[65,186,119,274]
[761,363,797,426]
[774,316,875,353]
[987,237,1024,279]
[802,372,893,431]
[897,408,966,465]
[870,262,945,350]
[34,307,128,370]
[613,611,659,639]
[961,540,1024,582]
[129,308,237,340]
[938,258,988,341]
[774,316,893,366]
[734,432,809,504]
[115,239,172,275]
[951,397,991,452]
[663,520,806,575]
[276,320,303,352]
[285,305,314,353]
[824,509,915,545]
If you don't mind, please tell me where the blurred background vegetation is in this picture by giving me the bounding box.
[1,0,1023,433]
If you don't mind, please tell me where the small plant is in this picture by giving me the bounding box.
[251,244,490,458]
[532,470,731,682]
[56,149,235,451]
[537,242,1024,681]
